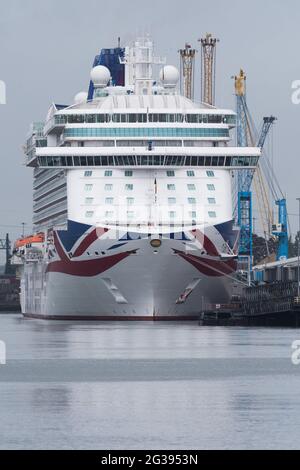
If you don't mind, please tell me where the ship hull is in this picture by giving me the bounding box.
[20,221,238,320]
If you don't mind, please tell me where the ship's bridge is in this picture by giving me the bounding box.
[42,95,237,144]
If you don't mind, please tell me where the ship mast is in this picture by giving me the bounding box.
[121,36,165,94]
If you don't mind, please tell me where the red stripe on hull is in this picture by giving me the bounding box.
[73,227,108,258]
[48,248,137,277]
[48,232,137,276]
[174,249,237,277]
[191,229,219,256]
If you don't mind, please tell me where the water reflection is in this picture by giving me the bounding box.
[32,387,71,412]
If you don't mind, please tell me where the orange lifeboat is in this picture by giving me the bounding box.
[15,233,45,249]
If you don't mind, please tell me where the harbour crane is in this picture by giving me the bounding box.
[233,70,286,267]
[233,70,255,265]
[257,119,288,261]
[257,117,277,148]
[198,33,219,106]
[179,44,196,100]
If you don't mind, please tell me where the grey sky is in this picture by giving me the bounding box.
[0,0,299,260]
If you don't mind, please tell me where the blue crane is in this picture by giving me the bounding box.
[234,71,285,266]
[234,70,254,265]
[257,117,288,261]
[272,199,288,260]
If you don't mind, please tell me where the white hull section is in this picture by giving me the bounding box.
[20,225,237,320]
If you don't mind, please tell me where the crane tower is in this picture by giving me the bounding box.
[199,33,219,105]
[179,44,196,100]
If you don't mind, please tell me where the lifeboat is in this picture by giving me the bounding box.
[15,233,45,249]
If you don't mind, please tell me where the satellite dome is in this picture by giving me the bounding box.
[90,65,111,87]
[159,65,179,88]
[74,91,88,104]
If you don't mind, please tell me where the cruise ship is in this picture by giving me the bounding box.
[14,38,260,320]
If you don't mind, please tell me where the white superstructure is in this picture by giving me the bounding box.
[15,38,261,320]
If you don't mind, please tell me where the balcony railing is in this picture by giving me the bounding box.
[33,201,67,224]
[34,177,66,201]
[33,189,67,212]
[33,170,63,190]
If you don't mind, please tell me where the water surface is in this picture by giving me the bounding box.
[0,313,300,449]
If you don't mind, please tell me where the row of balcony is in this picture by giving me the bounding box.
[33,200,68,225]
[34,177,66,201]
[33,189,67,213]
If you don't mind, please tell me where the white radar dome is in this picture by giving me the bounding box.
[159,65,179,88]
[90,65,111,88]
[74,91,88,104]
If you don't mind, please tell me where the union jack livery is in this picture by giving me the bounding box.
[14,38,260,320]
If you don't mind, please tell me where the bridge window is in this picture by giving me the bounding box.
[64,127,229,138]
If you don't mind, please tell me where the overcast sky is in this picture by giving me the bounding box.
[0,0,299,260]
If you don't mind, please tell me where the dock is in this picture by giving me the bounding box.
[0,275,21,312]
[0,234,21,312]
[200,281,300,327]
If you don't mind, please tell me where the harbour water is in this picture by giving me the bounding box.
[0,313,300,450]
